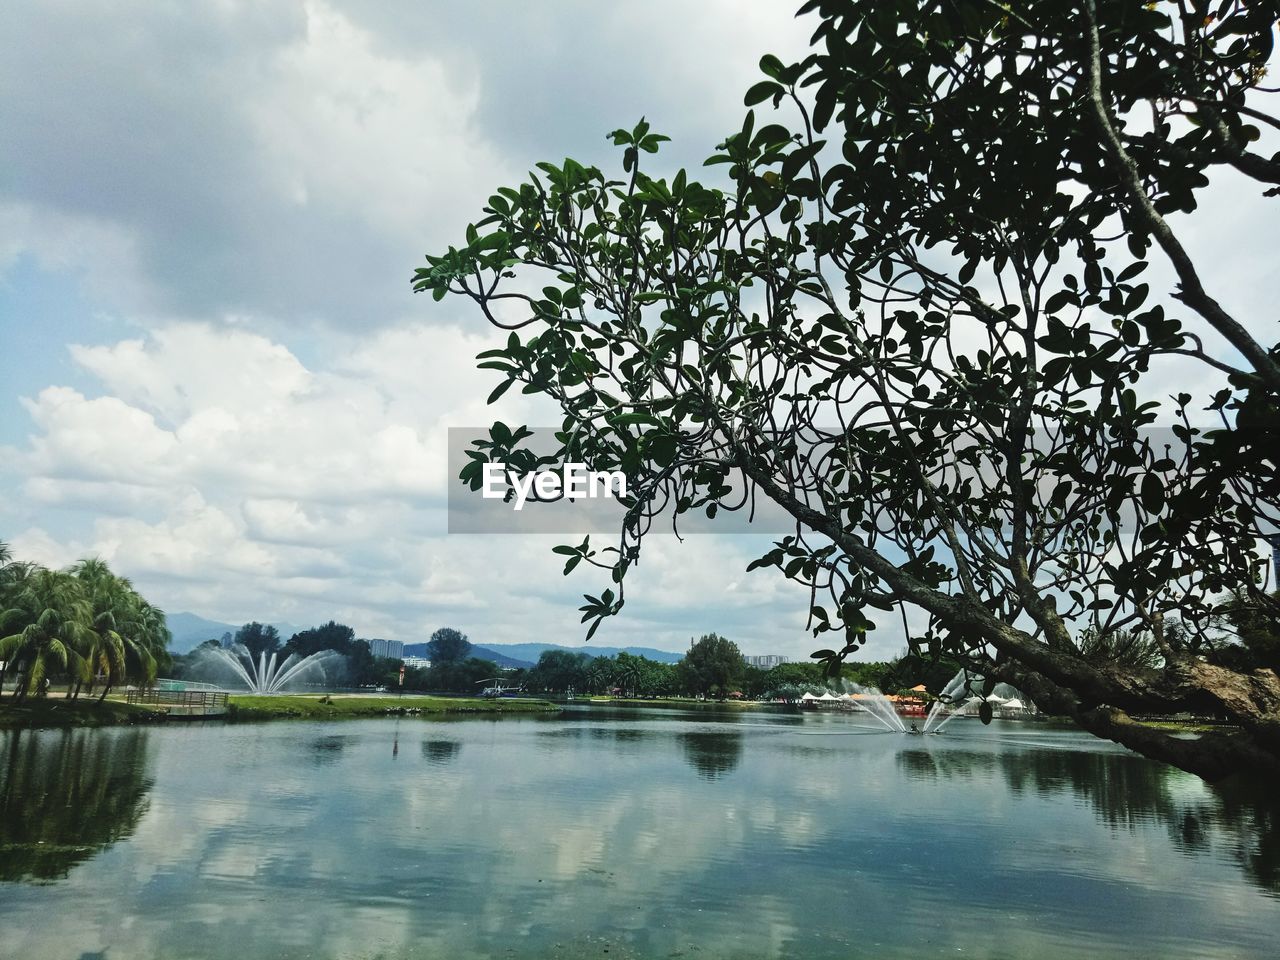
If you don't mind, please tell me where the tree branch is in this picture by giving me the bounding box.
[1082,0,1280,392]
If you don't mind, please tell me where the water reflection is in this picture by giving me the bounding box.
[421,739,461,765]
[308,735,348,765]
[0,728,152,883]
[678,731,743,779]
[897,742,1280,894]
[0,715,1276,960]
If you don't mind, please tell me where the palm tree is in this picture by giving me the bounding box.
[585,658,614,696]
[72,559,130,699]
[0,567,92,701]
[72,559,169,700]
[0,542,15,696]
[123,597,169,692]
[615,656,644,698]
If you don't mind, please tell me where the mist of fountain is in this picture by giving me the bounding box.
[200,644,342,694]
[838,681,908,732]
[923,672,1029,732]
[923,670,971,733]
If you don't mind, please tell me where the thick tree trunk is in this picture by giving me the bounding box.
[992,661,1280,782]
[735,452,1280,781]
[98,681,112,703]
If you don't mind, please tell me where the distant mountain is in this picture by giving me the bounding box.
[168,616,680,667]
[401,642,684,668]
[476,642,684,665]
[401,644,533,669]
[166,612,302,654]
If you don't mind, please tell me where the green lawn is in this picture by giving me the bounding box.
[581,696,767,709]
[0,693,560,728]
[226,694,561,721]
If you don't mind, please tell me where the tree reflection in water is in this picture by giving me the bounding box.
[0,728,153,883]
[896,745,1279,893]
[421,739,462,765]
[679,731,743,780]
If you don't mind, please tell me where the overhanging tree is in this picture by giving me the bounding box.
[414,0,1280,780]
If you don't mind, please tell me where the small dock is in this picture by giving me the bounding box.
[125,687,229,717]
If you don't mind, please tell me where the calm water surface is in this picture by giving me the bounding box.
[1,705,1276,959]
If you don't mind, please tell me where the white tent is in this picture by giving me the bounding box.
[800,692,818,701]
[958,695,1008,714]
[817,692,840,701]
[1001,698,1026,711]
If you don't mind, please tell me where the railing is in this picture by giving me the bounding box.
[151,678,221,692]
[126,688,229,715]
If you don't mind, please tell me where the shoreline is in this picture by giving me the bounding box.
[0,694,561,729]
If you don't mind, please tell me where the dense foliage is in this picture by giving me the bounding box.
[516,639,894,701]
[234,622,281,660]
[416,0,1280,779]
[0,542,171,700]
[408,656,503,693]
[426,627,473,664]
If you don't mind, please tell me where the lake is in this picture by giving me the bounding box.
[1,705,1276,959]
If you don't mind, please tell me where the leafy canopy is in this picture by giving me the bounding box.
[414,1,1280,781]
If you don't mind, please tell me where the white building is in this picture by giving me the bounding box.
[744,654,790,669]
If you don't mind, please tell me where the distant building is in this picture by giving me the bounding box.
[403,656,430,669]
[744,654,790,669]
[368,638,404,660]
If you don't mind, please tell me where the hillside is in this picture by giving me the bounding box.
[166,613,302,653]
[466,642,684,665]
[168,616,683,668]
[402,644,532,669]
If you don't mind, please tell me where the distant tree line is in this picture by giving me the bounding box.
[172,619,394,689]
[512,633,898,701]
[173,622,502,693]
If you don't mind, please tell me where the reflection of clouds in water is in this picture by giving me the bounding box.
[307,734,348,763]
[2,715,1277,960]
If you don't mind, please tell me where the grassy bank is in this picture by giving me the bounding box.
[1,693,560,728]
[578,697,773,710]
[0,697,166,729]
[226,694,560,721]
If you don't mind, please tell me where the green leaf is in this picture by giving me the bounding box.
[1043,290,1075,314]
[487,378,515,404]
[1140,472,1165,514]
[759,54,786,80]
[745,80,782,106]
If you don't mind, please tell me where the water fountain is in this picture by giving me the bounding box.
[199,644,342,694]
[922,671,1029,732]
[836,681,907,732]
[922,670,971,733]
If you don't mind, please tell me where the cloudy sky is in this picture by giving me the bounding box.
[0,0,842,657]
[3,3,1274,660]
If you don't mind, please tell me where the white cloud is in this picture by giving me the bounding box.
[0,0,899,658]
[6,320,829,654]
